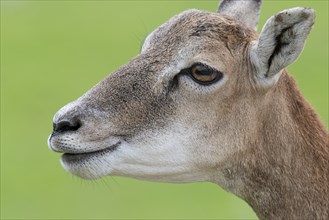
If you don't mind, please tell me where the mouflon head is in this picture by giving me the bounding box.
[48,0,315,182]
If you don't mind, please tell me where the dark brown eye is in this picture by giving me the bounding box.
[189,63,223,85]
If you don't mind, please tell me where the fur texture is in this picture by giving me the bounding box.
[48,1,329,219]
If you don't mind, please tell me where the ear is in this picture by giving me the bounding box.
[250,7,315,87]
[217,0,262,31]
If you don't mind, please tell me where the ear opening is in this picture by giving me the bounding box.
[250,7,315,86]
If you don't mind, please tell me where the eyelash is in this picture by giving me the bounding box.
[166,63,224,94]
[180,63,223,85]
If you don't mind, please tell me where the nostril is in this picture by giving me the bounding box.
[53,120,81,134]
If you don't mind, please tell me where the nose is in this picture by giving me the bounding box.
[53,119,81,134]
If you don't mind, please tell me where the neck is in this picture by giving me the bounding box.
[218,72,329,219]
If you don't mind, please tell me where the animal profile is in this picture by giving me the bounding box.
[48,0,329,219]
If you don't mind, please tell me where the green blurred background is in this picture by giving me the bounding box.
[1,1,328,219]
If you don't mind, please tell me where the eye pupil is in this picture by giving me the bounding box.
[190,64,222,85]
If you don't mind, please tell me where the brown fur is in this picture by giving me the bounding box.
[49,5,329,220]
[218,72,329,219]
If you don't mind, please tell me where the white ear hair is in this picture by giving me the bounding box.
[250,7,315,87]
[217,0,262,31]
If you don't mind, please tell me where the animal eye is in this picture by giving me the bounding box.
[189,63,223,85]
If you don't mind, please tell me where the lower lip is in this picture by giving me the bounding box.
[61,142,121,162]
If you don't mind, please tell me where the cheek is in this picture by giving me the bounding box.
[165,104,245,166]
[109,127,212,182]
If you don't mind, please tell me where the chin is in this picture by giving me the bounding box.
[60,150,114,180]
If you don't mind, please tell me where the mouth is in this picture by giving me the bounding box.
[61,141,121,163]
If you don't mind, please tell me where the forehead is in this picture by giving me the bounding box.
[142,9,255,53]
